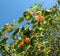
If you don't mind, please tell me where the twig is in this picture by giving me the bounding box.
[0,45,11,56]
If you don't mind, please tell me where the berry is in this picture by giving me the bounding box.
[24,37,30,43]
[29,13,33,17]
[20,42,24,46]
[9,25,13,30]
[36,16,44,22]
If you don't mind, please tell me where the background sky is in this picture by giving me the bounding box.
[0,0,57,28]
[0,0,57,56]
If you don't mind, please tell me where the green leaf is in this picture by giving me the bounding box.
[25,26,29,30]
[22,26,31,36]
[14,40,20,49]
[58,15,60,21]
[58,0,60,4]
[12,28,19,36]
[18,17,24,24]
[21,27,25,32]
[43,10,51,16]
[17,53,22,56]
[23,11,29,17]
[23,11,33,20]
[0,32,2,36]
[26,15,30,19]
[0,38,8,44]
[1,25,8,32]
[26,15,33,20]
[30,5,37,11]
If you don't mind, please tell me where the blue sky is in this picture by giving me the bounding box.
[0,0,57,56]
[0,0,57,28]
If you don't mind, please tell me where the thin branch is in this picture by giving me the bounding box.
[0,45,11,56]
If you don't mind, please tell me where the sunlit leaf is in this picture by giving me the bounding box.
[18,17,24,24]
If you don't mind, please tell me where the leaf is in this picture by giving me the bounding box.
[23,11,29,17]
[43,10,51,16]
[58,0,60,4]
[22,26,31,36]
[25,26,29,30]
[12,28,19,36]
[26,15,30,19]
[0,32,2,36]
[0,38,8,44]
[14,40,20,49]
[16,46,24,53]
[17,53,22,56]
[18,17,24,24]
[26,15,33,20]
[1,25,8,32]
[21,27,25,32]
[23,11,33,20]
[58,15,60,21]
[30,5,37,11]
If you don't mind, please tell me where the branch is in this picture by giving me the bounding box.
[0,45,11,56]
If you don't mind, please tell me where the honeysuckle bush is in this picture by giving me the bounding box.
[0,1,60,56]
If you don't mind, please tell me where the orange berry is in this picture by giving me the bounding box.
[9,25,13,30]
[29,13,33,17]
[4,34,7,38]
[20,42,24,46]
[24,37,30,43]
[36,16,44,22]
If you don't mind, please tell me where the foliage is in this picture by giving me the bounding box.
[0,2,60,56]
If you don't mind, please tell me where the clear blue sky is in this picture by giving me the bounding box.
[0,0,57,56]
[0,0,57,28]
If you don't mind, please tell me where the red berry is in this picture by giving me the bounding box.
[24,38,30,43]
[20,42,24,46]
